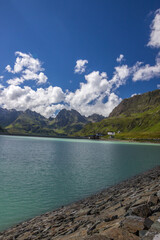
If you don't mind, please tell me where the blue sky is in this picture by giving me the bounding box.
[0,0,160,117]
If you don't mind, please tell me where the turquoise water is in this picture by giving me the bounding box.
[0,135,160,231]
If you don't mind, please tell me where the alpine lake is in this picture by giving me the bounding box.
[0,135,160,231]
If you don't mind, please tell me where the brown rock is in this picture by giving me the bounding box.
[151,204,160,213]
[147,195,158,206]
[149,212,160,222]
[122,215,145,233]
[132,197,148,207]
[130,204,151,218]
[104,215,118,222]
[157,190,160,199]
[83,235,111,240]
[103,227,140,240]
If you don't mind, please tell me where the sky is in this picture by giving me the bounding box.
[0,0,160,118]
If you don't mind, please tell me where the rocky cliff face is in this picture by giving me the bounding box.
[1,166,160,240]
[53,109,88,128]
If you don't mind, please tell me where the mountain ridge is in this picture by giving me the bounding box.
[1,89,160,140]
[109,89,160,117]
[0,107,104,136]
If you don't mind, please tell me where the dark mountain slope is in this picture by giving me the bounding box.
[109,89,160,117]
[49,109,88,135]
[52,109,87,127]
[0,125,4,133]
[87,114,105,123]
[0,108,22,127]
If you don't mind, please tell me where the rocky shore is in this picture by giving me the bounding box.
[1,167,160,240]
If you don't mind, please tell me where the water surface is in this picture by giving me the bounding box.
[0,135,160,231]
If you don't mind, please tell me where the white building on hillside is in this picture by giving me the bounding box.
[107,131,115,136]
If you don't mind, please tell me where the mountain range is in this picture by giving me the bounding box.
[0,89,160,141]
[0,107,104,136]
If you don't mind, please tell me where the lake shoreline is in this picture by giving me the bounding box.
[1,166,160,240]
[1,132,160,145]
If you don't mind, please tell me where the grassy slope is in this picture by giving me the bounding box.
[48,121,86,136]
[75,106,160,140]
[6,112,58,136]
[5,110,85,137]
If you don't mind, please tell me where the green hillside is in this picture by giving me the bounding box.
[6,109,58,136]
[76,90,160,141]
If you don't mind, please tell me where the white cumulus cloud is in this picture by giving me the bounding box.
[5,52,48,85]
[132,52,160,81]
[5,65,13,73]
[116,54,124,63]
[111,65,130,88]
[74,59,88,74]
[7,77,24,86]
[6,51,43,73]
[66,64,130,117]
[147,9,160,48]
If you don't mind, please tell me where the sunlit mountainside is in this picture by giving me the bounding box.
[0,89,160,141]
[76,89,160,141]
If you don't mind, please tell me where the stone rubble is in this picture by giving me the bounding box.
[1,166,160,240]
